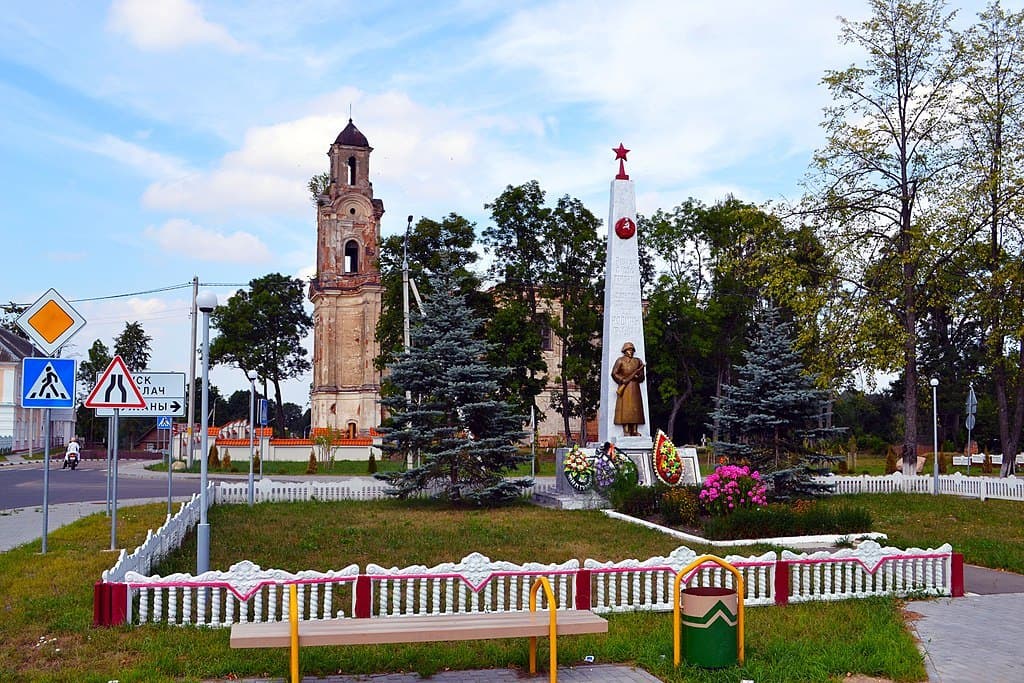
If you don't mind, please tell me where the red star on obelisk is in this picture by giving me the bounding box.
[613,143,630,180]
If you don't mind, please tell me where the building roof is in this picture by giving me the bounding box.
[0,327,38,363]
[334,118,369,147]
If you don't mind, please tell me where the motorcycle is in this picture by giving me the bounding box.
[62,451,79,470]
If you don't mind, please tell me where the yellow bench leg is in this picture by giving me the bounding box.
[529,577,558,683]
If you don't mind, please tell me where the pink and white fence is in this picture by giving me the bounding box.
[100,541,962,627]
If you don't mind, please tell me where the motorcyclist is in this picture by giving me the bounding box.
[63,437,81,469]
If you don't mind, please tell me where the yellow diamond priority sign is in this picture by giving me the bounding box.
[16,288,87,355]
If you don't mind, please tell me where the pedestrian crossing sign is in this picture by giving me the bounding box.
[21,357,76,409]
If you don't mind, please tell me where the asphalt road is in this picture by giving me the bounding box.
[0,459,201,510]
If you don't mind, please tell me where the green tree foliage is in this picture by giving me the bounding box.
[542,195,604,444]
[209,273,312,435]
[711,306,841,499]
[805,0,961,474]
[114,321,152,371]
[481,182,552,419]
[75,339,112,443]
[190,377,228,426]
[376,260,530,505]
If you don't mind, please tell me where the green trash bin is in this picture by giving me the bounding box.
[681,586,738,668]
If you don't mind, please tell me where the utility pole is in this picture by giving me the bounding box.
[186,276,198,468]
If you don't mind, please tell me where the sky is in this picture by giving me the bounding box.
[1,0,1010,410]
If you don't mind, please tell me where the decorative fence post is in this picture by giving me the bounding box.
[773,560,790,606]
[574,569,592,610]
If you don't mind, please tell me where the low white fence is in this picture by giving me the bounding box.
[822,472,1024,502]
[215,478,555,504]
[111,541,955,627]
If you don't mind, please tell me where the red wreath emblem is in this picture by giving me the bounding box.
[614,217,636,239]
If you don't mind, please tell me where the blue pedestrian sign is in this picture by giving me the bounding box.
[21,357,76,409]
[156,416,172,430]
[259,399,269,426]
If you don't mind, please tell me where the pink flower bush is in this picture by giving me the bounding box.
[698,464,768,516]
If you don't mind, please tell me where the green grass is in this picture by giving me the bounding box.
[21,490,1024,681]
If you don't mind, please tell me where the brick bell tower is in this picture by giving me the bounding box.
[309,119,385,437]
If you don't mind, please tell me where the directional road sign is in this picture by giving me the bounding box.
[84,356,147,409]
[15,288,86,355]
[95,371,186,417]
[21,357,76,409]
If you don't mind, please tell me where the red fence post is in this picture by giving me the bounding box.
[774,560,790,606]
[108,583,128,625]
[574,570,591,610]
[93,581,107,626]
[951,553,965,597]
[354,575,372,618]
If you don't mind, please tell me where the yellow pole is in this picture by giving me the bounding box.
[289,584,299,683]
[673,555,745,666]
[529,577,559,683]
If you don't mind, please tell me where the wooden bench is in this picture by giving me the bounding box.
[230,578,607,683]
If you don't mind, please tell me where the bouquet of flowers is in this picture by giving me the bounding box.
[698,464,768,516]
[594,442,620,490]
[563,445,594,492]
[652,429,684,486]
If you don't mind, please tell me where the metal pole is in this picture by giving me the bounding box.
[167,419,173,517]
[931,378,939,495]
[196,291,216,574]
[41,408,51,553]
[110,409,120,550]
[106,417,113,516]
[403,215,413,470]
[186,276,199,468]
[248,373,256,506]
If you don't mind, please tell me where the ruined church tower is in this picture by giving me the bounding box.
[309,119,385,437]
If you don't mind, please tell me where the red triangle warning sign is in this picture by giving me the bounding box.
[84,355,147,409]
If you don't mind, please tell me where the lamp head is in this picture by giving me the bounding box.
[247,370,257,382]
[196,290,218,313]
[930,378,939,387]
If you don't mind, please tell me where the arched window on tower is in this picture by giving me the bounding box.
[347,156,357,185]
[344,240,359,273]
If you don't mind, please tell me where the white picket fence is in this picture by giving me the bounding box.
[821,472,1024,502]
[116,540,955,627]
[215,478,554,504]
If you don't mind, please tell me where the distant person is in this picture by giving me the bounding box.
[63,437,81,469]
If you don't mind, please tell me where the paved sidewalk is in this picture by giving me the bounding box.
[204,664,662,682]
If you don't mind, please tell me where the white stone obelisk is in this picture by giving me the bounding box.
[598,144,652,453]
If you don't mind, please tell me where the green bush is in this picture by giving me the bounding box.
[368,452,378,474]
[611,482,664,518]
[221,449,232,471]
[701,502,873,540]
[208,444,220,470]
[660,486,701,526]
[306,450,318,474]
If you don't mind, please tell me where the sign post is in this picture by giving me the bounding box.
[966,383,977,476]
[158,416,173,516]
[16,289,85,555]
[84,356,147,550]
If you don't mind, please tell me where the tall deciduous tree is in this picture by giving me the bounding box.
[75,339,112,443]
[805,0,961,474]
[209,273,312,434]
[114,321,152,371]
[542,196,604,444]
[377,260,530,505]
[955,2,1024,475]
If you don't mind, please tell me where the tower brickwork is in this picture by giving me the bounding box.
[309,119,385,436]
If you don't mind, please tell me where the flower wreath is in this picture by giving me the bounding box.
[563,445,594,492]
[652,429,685,486]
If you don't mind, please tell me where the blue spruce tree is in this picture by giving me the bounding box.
[376,259,531,505]
[711,305,841,499]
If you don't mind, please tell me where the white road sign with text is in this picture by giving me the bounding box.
[95,372,186,417]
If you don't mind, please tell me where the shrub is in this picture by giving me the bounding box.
[221,450,232,471]
[698,464,767,516]
[208,445,220,470]
[253,449,261,473]
[660,486,701,526]
[701,502,873,540]
[612,483,664,518]
[306,450,318,474]
[982,453,993,474]
[368,452,378,474]
[938,452,948,474]
[838,460,849,474]
[884,446,897,474]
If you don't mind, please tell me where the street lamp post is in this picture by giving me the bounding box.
[931,378,939,495]
[196,290,217,574]
[403,214,413,469]
[248,370,257,506]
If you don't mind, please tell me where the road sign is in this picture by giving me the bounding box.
[157,416,172,430]
[15,288,86,355]
[95,372,186,417]
[259,398,269,426]
[966,414,976,430]
[21,357,76,408]
[84,355,146,409]
[966,386,978,415]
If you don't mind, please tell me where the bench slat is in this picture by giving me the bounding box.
[230,610,608,649]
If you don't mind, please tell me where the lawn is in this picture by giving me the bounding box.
[0,495,952,682]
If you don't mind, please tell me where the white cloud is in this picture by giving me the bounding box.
[107,0,243,52]
[144,218,272,263]
[74,133,189,179]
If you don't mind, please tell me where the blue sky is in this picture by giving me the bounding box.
[1,0,1006,407]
